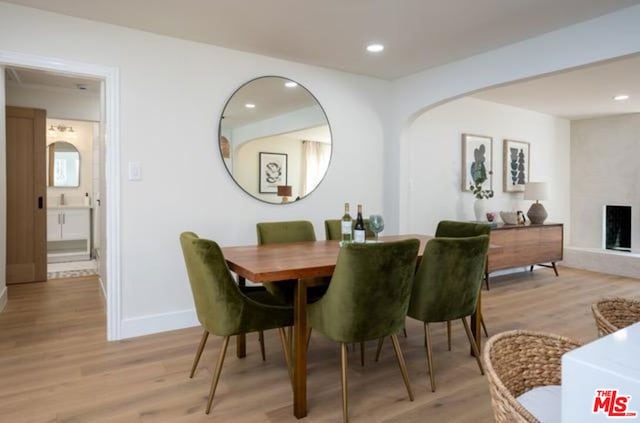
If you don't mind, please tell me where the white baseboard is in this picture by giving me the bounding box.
[0,286,7,313]
[120,308,199,339]
[98,276,106,304]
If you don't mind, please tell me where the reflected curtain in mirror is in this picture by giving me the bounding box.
[300,140,331,197]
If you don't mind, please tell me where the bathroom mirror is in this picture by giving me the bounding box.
[219,76,332,204]
[47,141,80,187]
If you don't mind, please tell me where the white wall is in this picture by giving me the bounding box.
[0,66,7,313]
[570,114,640,250]
[0,2,390,336]
[407,97,571,237]
[46,119,94,206]
[235,137,303,202]
[6,83,100,121]
[388,5,640,234]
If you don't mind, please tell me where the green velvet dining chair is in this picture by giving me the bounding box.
[256,220,318,304]
[308,239,420,422]
[180,232,294,414]
[435,220,491,346]
[406,235,490,392]
[324,219,374,241]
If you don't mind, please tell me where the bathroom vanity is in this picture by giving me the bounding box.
[47,205,91,262]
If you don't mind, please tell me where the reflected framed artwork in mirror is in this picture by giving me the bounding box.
[47,141,80,187]
[218,76,332,204]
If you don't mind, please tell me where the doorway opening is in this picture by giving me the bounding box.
[1,52,121,340]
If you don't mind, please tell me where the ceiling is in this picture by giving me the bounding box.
[5,67,101,93]
[5,0,640,79]
[473,55,640,120]
[222,77,320,128]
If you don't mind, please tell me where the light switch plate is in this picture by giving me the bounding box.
[128,161,142,181]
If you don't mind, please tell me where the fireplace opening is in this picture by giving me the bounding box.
[604,205,632,252]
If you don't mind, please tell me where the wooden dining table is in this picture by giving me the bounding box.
[221,234,485,419]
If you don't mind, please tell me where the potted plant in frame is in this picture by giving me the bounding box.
[469,145,494,221]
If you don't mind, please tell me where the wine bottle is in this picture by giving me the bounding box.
[341,203,353,244]
[354,204,365,243]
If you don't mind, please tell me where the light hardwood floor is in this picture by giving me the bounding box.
[0,268,638,422]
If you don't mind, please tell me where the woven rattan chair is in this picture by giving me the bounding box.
[483,330,581,423]
[592,297,640,336]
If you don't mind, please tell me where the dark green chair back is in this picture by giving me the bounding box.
[257,220,316,244]
[408,235,490,323]
[180,232,292,336]
[435,220,490,238]
[308,239,420,343]
[324,219,374,240]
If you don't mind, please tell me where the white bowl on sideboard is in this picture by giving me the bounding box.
[500,211,519,225]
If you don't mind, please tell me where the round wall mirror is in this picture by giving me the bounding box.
[47,141,80,187]
[219,76,332,204]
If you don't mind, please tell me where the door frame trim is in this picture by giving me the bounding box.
[1,50,122,340]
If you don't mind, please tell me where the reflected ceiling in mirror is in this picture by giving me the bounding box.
[219,76,332,204]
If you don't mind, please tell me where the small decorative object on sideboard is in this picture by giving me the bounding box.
[524,182,549,224]
[516,210,526,225]
[486,212,496,222]
[499,211,519,225]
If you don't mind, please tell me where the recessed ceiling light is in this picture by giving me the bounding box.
[613,94,630,101]
[245,103,256,108]
[366,43,384,53]
[285,81,298,88]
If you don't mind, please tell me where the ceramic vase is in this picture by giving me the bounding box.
[473,198,486,222]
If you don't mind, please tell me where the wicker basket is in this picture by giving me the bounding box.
[592,297,640,337]
[483,330,581,423]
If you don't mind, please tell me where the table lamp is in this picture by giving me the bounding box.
[277,185,292,203]
[524,182,549,224]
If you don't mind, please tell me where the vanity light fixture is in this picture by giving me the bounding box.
[613,94,630,101]
[366,43,384,53]
[285,81,298,88]
[245,103,256,109]
[47,124,76,138]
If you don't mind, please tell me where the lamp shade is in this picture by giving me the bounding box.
[523,182,548,201]
[277,185,292,197]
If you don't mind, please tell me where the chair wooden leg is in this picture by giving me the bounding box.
[278,328,293,388]
[390,334,414,401]
[306,327,313,352]
[424,323,435,392]
[190,330,209,378]
[446,321,452,351]
[484,272,490,290]
[258,330,266,361]
[341,343,349,423]
[360,342,365,366]
[552,262,559,276]
[403,326,408,338]
[481,316,489,338]
[461,318,484,375]
[375,337,384,362]
[530,265,534,272]
[287,326,293,357]
[206,336,230,414]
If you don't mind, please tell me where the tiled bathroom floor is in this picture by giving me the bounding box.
[47,260,98,280]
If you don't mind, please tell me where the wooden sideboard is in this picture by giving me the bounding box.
[486,222,563,289]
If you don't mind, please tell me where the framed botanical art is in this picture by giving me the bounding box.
[503,139,530,192]
[461,133,493,192]
[259,152,288,194]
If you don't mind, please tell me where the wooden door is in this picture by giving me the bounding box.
[6,106,47,284]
